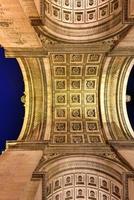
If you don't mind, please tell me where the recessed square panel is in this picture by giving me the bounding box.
[85,107,97,119]
[55,93,67,105]
[52,54,66,63]
[52,6,62,20]
[55,79,67,90]
[53,191,63,200]
[74,0,84,9]
[70,93,81,105]
[70,66,82,76]
[85,65,98,76]
[86,121,98,132]
[54,121,67,132]
[70,107,82,119]
[53,134,67,143]
[111,182,121,199]
[87,174,98,187]
[75,174,86,186]
[98,4,110,20]
[71,134,85,143]
[70,121,83,132]
[99,177,110,192]
[86,9,97,22]
[70,54,84,63]
[54,66,67,76]
[75,188,86,199]
[74,12,84,23]
[70,79,82,90]
[64,188,74,199]
[88,135,103,143]
[53,177,62,191]
[62,10,73,23]
[84,79,96,90]
[110,0,120,14]
[99,191,110,200]
[86,0,97,8]
[64,174,74,187]
[87,188,98,199]
[55,108,67,119]
[62,0,72,9]
[85,93,96,104]
[87,54,102,63]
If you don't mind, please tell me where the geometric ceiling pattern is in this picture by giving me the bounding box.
[40,0,126,42]
[49,53,105,144]
[46,169,122,200]
[45,0,120,25]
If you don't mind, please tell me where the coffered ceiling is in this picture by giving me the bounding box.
[40,0,128,42]
[49,53,105,144]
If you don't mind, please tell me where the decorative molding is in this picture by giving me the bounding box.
[34,148,125,175]
[7,140,49,150]
[109,140,134,149]
[38,33,59,47]
[101,56,134,141]
[30,17,44,26]
[123,171,134,200]
[123,0,134,24]
[32,171,46,200]
[109,47,134,56]
[33,24,131,53]
[5,48,48,58]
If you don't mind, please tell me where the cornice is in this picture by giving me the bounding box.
[109,140,134,149]
[6,140,129,169]
[6,140,49,150]
[109,47,134,56]
[5,48,48,58]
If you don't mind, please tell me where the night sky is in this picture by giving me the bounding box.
[0,48,24,153]
[127,66,134,130]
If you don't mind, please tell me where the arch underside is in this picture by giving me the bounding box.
[0,1,134,200]
[16,52,133,143]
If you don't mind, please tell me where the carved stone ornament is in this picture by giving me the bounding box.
[39,33,58,46]
[102,35,121,49]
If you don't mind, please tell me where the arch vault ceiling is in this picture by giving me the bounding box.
[40,0,127,42]
[0,2,134,200]
[0,0,134,143]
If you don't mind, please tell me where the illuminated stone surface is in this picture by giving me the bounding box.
[0,0,134,199]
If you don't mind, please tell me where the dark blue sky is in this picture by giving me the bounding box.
[127,66,134,130]
[0,48,24,153]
